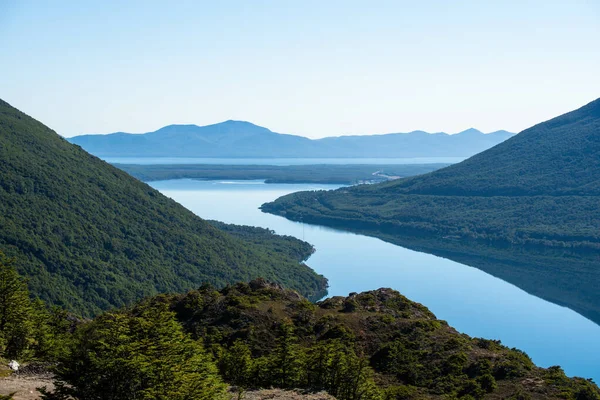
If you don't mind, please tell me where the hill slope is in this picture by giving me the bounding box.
[68,122,513,158]
[262,98,600,248]
[0,99,327,316]
[384,98,600,196]
[160,280,599,398]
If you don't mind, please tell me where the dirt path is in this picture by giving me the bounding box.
[0,376,333,400]
[233,389,335,399]
[0,375,54,400]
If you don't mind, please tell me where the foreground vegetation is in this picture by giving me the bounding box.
[0,99,326,317]
[262,98,600,249]
[2,254,598,400]
[115,163,449,184]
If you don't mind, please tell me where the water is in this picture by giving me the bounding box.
[151,179,600,381]
[104,156,465,165]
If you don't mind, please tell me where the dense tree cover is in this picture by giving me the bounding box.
[0,259,227,400]
[2,264,597,399]
[0,252,73,361]
[208,221,315,262]
[154,280,597,399]
[41,300,226,400]
[115,163,449,184]
[0,99,326,316]
[262,98,600,248]
[262,191,600,248]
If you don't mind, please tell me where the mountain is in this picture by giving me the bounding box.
[313,128,514,158]
[68,122,514,158]
[382,99,600,196]
[0,99,327,316]
[262,98,600,248]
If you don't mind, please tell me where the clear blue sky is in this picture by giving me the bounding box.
[1,0,599,138]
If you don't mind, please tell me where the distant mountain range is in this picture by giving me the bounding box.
[68,122,514,158]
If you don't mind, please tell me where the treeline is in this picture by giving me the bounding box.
[114,163,449,184]
[261,189,600,249]
[4,252,598,400]
[208,221,315,262]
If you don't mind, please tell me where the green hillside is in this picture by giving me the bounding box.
[382,97,600,196]
[125,280,600,399]
[0,99,326,316]
[5,263,597,399]
[262,98,600,248]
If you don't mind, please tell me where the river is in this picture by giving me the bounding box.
[150,178,600,381]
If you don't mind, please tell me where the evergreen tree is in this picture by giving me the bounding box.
[0,252,33,359]
[306,340,381,400]
[270,322,306,387]
[42,298,226,400]
[219,340,252,386]
[29,301,73,361]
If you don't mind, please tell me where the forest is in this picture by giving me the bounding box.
[0,99,326,317]
[1,253,598,400]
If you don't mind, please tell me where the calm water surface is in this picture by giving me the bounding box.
[105,156,465,165]
[151,179,600,381]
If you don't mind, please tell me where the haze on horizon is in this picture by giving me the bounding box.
[1,0,599,139]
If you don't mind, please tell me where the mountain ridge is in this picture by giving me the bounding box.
[73,121,509,138]
[68,120,514,158]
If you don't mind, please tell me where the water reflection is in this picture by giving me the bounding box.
[150,179,600,381]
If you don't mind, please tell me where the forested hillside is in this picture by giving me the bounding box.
[0,99,326,316]
[262,98,600,248]
[3,256,597,400]
[380,97,600,196]
[47,279,600,399]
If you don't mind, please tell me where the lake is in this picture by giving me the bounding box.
[103,156,465,165]
[150,179,600,382]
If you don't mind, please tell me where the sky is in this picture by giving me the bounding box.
[1,0,599,139]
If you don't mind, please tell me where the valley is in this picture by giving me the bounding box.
[3,3,599,398]
[151,179,600,382]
